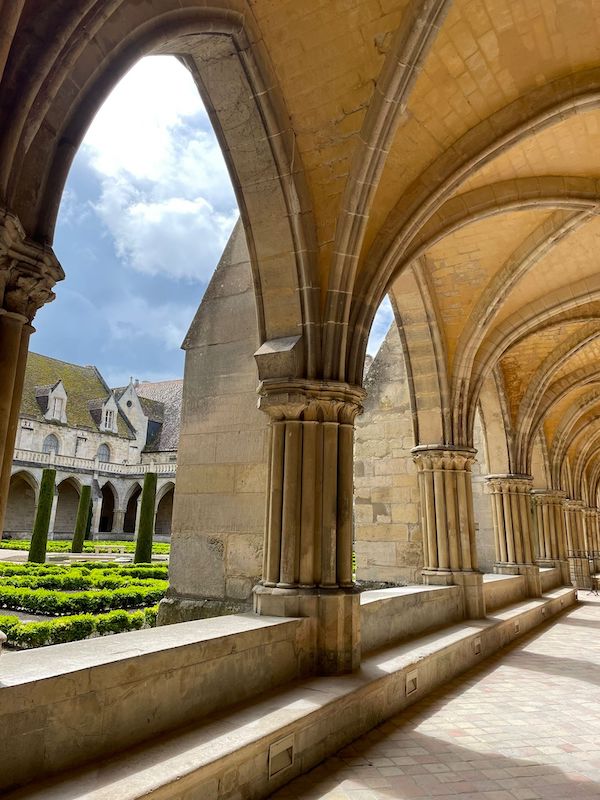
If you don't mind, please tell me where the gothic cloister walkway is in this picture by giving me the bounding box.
[273,596,600,800]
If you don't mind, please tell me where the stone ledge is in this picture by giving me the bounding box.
[0,614,314,790]
[5,587,577,799]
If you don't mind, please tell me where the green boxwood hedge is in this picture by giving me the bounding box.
[0,582,167,615]
[0,539,170,554]
[0,605,159,649]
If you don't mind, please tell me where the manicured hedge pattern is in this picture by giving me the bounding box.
[0,539,170,554]
[0,606,159,649]
[0,583,166,615]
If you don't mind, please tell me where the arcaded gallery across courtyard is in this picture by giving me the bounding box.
[1,1,600,797]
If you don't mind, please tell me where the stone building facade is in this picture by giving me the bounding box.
[4,352,181,541]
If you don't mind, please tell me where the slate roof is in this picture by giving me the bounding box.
[134,380,183,452]
[21,352,133,438]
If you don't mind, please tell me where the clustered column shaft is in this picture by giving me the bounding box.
[254,379,365,674]
[531,490,567,562]
[486,475,541,596]
[487,476,535,565]
[564,500,585,555]
[413,447,478,575]
[259,383,363,591]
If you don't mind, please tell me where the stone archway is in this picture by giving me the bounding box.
[54,478,80,536]
[99,483,116,534]
[155,484,174,536]
[3,471,37,537]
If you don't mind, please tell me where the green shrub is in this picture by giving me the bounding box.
[0,539,170,554]
[0,614,20,635]
[2,606,159,649]
[28,468,56,563]
[134,473,157,563]
[0,582,167,615]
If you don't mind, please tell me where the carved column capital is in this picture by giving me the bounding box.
[0,208,64,321]
[257,378,366,424]
[411,445,477,473]
[485,474,533,495]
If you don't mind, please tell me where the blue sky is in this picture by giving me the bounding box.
[34,56,392,386]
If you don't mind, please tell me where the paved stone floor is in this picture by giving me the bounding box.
[272,595,600,799]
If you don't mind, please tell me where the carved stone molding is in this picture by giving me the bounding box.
[0,208,64,321]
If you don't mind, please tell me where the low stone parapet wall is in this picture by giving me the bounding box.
[0,614,313,791]
[540,566,562,593]
[483,573,527,612]
[360,584,463,653]
[5,587,577,799]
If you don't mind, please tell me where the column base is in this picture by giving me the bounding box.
[421,568,454,586]
[452,571,486,619]
[495,563,541,597]
[253,584,360,675]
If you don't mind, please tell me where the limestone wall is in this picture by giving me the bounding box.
[168,221,268,609]
[354,324,497,584]
[354,324,423,584]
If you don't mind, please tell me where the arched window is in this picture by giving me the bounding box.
[97,443,110,463]
[42,434,59,455]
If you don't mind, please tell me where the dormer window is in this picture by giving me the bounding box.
[52,396,64,419]
[41,380,67,423]
[104,409,115,429]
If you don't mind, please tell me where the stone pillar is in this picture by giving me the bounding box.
[253,379,365,675]
[91,494,103,537]
[593,510,600,573]
[0,209,63,536]
[412,446,485,619]
[112,509,125,536]
[486,475,541,597]
[134,496,142,540]
[47,488,59,540]
[531,490,570,583]
[564,499,591,586]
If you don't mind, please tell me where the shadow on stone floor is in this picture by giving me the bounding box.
[271,725,600,799]
[271,601,600,799]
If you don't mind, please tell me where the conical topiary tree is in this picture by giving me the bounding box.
[134,472,157,563]
[28,468,56,563]
[71,484,92,553]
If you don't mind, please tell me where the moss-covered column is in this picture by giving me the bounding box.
[28,468,56,563]
[71,484,92,553]
[134,472,157,563]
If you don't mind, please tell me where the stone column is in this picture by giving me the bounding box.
[531,490,570,583]
[0,209,63,536]
[112,509,125,536]
[253,379,365,674]
[412,446,485,619]
[564,499,591,586]
[90,494,103,538]
[593,510,600,573]
[134,495,142,540]
[47,488,59,541]
[486,475,541,597]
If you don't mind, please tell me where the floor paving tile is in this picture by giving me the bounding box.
[270,596,600,799]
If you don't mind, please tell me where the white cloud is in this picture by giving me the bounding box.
[106,295,197,352]
[82,55,237,282]
[367,295,394,356]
